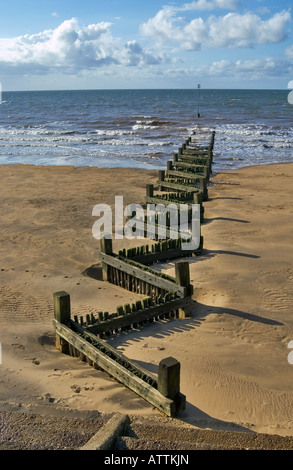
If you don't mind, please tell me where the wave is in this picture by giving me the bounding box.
[1,88,293,172]
[95,129,134,136]
[132,124,158,130]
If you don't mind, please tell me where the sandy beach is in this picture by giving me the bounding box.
[1,162,293,444]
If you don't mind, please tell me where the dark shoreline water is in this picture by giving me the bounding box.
[0,89,292,173]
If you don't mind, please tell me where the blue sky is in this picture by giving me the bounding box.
[0,0,292,90]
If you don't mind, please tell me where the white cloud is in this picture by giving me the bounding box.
[0,18,162,74]
[181,0,240,11]
[286,45,293,58]
[196,57,293,80]
[207,11,291,48]
[122,41,163,66]
[141,7,291,50]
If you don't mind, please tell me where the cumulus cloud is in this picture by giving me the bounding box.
[123,41,162,66]
[0,18,162,74]
[141,7,291,50]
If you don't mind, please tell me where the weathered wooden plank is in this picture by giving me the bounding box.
[99,252,188,297]
[178,154,211,164]
[188,145,210,151]
[173,161,209,174]
[86,296,192,335]
[173,152,208,171]
[173,161,207,170]
[130,246,202,265]
[133,215,197,239]
[181,149,210,156]
[157,181,206,199]
[166,170,205,181]
[144,197,204,224]
[71,320,158,384]
[158,181,201,193]
[145,196,193,207]
[52,319,176,416]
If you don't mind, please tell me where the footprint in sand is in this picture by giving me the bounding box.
[41,392,55,403]
[11,343,25,349]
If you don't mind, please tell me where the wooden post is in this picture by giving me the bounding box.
[158,357,180,400]
[175,261,190,288]
[146,184,154,198]
[53,291,71,353]
[54,291,71,324]
[173,152,178,163]
[167,161,173,171]
[193,192,202,205]
[100,236,113,254]
[158,170,165,182]
[100,236,113,281]
[175,261,193,317]
[206,153,212,176]
[200,177,208,201]
[193,192,204,222]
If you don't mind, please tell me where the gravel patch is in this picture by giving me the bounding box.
[0,410,108,450]
[1,410,293,451]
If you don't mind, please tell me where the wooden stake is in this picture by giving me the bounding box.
[53,291,71,353]
[158,357,180,400]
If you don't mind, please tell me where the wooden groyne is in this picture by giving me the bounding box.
[100,237,193,300]
[145,130,215,223]
[53,127,215,417]
[118,237,203,265]
[53,291,186,417]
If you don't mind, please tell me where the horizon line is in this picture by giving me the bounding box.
[1,87,289,93]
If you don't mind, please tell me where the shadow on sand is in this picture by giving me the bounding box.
[106,298,282,434]
[82,249,280,435]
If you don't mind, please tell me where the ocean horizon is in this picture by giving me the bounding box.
[0,88,292,173]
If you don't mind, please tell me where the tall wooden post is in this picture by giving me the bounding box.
[175,261,190,288]
[203,165,209,179]
[53,291,71,353]
[167,161,173,171]
[206,149,213,174]
[100,236,113,254]
[158,170,165,182]
[158,357,180,400]
[158,357,186,414]
[193,192,204,223]
[100,236,113,281]
[175,261,193,317]
[146,184,154,198]
[200,177,208,201]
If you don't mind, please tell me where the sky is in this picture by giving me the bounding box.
[0,0,292,90]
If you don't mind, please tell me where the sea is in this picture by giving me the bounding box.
[0,89,292,173]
